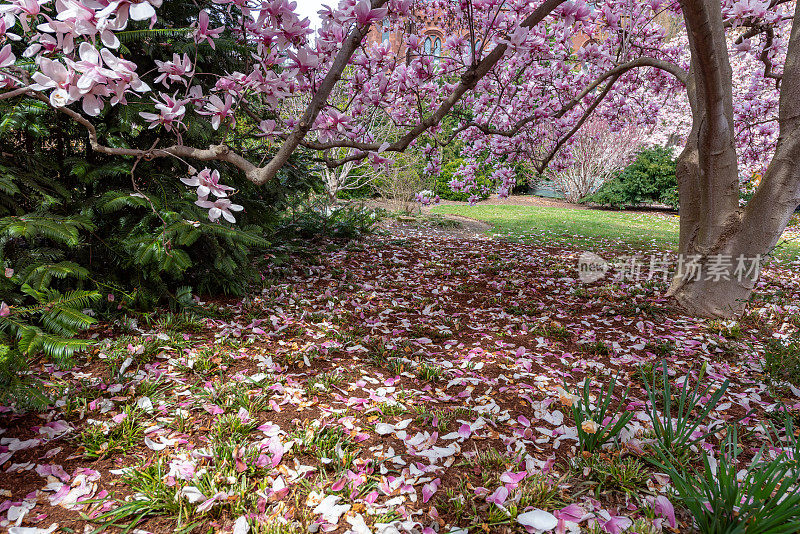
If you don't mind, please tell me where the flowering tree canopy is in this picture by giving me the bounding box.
[1,0,799,317]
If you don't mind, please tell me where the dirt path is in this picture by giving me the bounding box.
[433,194,589,209]
[380,213,493,240]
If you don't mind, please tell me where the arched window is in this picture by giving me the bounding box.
[433,37,441,57]
[424,36,432,55]
[382,21,390,43]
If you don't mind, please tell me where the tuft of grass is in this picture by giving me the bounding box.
[386,358,407,375]
[211,413,259,442]
[156,311,206,334]
[653,429,800,534]
[93,459,195,532]
[308,370,344,392]
[251,521,305,534]
[426,215,462,229]
[413,405,470,432]
[417,362,444,382]
[505,304,540,317]
[291,423,356,472]
[512,474,565,512]
[440,479,478,521]
[583,340,611,356]
[707,320,743,340]
[569,374,633,453]
[378,402,411,417]
[101,335,165,378]
[195,381,267,413]
[531,323,572,342]
[571,453,650,497]
[135,377,168,399]
[642,362,732,465]
[79,405,144,459]
[764,339,800,388]
[643,340,676,358]
[180,347,222,375]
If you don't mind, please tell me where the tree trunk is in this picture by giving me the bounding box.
[667,0,800,318]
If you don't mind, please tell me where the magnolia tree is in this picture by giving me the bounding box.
[554,118,643,202]
[0,0,798,318]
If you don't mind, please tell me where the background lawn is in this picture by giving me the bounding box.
[432,203,800,262]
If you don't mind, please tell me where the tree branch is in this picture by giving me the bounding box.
[250,0,390,185]
[29,92,263,182]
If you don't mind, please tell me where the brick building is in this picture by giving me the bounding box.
[367,12,447,59]
[367,6,680,59]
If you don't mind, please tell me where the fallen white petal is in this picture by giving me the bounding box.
[517,509,558,531]
[233,516,250,534]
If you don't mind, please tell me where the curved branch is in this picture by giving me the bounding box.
[306,54,688,169]
[453,56,687,140]
[28,91,263,182]
[0,86,36,101]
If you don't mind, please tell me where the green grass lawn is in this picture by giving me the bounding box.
[431,203,800,261]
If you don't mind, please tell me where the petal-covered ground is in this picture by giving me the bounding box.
[2,219,800,533]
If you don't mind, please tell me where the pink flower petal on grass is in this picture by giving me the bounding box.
[500,471,527,484]
[653,496,676,528]
[487,486,509,506]
[422,478,440,503]
[555,504,586,523]
[203,403,224,415]
[601,515,632,534]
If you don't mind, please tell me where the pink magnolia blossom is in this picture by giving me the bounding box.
[139,93,188,131]
[97,0,163,24]
[193,10,223,48]
[64,42,119,97]
[181,168,234,198]
[0,301,10,317]
[30,58,76,108]
[0,44,15,67]
[353,0,388,26]
[195,196,244,223]
[154,53,193,87]
[198,94,234,130]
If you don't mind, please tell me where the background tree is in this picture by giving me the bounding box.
[553,119,644,203]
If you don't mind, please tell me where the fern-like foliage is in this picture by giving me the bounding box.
[96,189,271,302]
[0,283,99,409]
[0,1,322,410]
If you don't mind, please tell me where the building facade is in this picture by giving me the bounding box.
[368,12,596,61]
